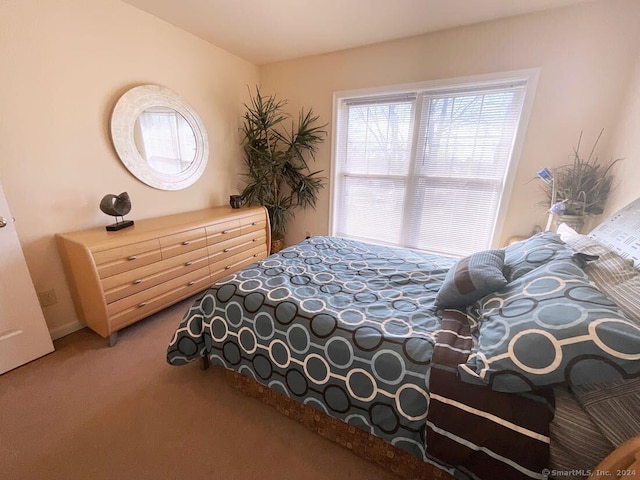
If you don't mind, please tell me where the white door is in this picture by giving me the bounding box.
[0,180,54,374]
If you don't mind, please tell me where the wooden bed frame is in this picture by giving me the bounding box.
[592,436,640,480]
[221,365,454,480]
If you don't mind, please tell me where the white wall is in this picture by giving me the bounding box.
[0,0,258,335]
[259,0,640,247]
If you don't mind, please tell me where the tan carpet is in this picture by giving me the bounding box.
[0,297,398,480]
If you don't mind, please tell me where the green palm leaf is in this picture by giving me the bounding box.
[240,87,327,240]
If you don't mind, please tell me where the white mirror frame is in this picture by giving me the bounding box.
[110,84,209,190]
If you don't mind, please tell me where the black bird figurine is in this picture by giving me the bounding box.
[100,192,134,231]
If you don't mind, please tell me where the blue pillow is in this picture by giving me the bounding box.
[503,231,575,281]
[435,249,507,308]
[458,257,640,392]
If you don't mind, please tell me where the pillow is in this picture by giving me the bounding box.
[559,222,615,257]
[555,227,640,325]
[502,231,575,281]
[588,196,640,269]
[572,377,640,447]
[549,387,614,477]
[591,272,640,327]
[434,249,507,308]
[458,257,640,393]
[556,222,581,242]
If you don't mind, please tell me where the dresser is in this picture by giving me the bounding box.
[56,206,270,346]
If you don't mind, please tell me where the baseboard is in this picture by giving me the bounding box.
[49,320,85,340]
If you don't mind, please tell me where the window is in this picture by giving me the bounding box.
[136,108,196,174]
[331,74,535,257]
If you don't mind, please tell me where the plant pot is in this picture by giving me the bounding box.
[271,238,284,254]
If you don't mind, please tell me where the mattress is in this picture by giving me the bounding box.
[168,235,456,462]
[167,225,640,479]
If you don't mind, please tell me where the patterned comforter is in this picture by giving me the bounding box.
[167,236,455,462]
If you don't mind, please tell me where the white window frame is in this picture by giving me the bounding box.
[328,69,539,254]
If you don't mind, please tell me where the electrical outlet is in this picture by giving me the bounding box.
[37,289,58,307]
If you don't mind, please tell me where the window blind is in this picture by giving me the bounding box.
[332,81,527,256]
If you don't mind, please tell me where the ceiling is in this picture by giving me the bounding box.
[122,0,595,65]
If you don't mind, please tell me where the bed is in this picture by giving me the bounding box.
[167,198,640,480]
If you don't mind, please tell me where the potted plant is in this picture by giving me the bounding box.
[538,130,622,232]
[240,87,327,253]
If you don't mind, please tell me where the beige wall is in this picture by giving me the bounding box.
[259,0,640,247]
[0,0,258,335]
[3,0,640,338]
[605,50,640,217]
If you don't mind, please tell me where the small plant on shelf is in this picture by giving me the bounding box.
[539,130,622,219]
[240,87,327,253]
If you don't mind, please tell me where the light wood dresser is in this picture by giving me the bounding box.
[56,206,270,346]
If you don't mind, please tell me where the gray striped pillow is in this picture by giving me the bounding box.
[559,230,640,326]
[550,387,614,478]
[572,378,640,448]
[588,196,640,269]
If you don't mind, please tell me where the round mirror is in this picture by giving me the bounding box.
[111,85,208,190]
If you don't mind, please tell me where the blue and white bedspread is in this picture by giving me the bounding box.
[167,236,455,460]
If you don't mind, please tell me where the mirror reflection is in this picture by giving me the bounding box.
[133,108,196,174]
[110,84,209,190]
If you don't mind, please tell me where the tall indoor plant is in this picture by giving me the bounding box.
[240,87,327,253]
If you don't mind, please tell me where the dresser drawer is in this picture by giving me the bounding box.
[107,266,211,324]
[210,245,267,279]
[160,228,207,259]
[207,231,267,263]
[206,219,241,245]
[211,250,268,284]
[93,239,162,279]
[240,213,267,234]
[109,275,211,332]
[101,248,209,304]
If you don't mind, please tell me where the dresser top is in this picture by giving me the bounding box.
[56,205,267,250]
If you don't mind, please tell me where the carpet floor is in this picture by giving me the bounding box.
[0,297,398,480]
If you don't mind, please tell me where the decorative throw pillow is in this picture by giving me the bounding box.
[549,387,615,476]
[591,273,640,327]
[572,378,640,448]
[559,222,616,258]
[434,249,507,308]
[556,225,640,326]
[556,222,580,242]
[458,257,640,393]
[503,231,575,281]
[588,197,640,269]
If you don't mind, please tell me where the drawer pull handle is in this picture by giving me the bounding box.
[138,302,147,308]
[252,238,258,242]
[133,279,142,285]
[253,254,259,257]
[225,265,232,270]
[188,281,196,286]
[182,241,190,246]
[185,261,194,266]
[222,230,229,234]
[223,248,230,253]
[127,255,137,261]
[252,222,258,226]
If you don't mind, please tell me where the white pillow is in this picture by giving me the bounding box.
[556,222,580,242]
